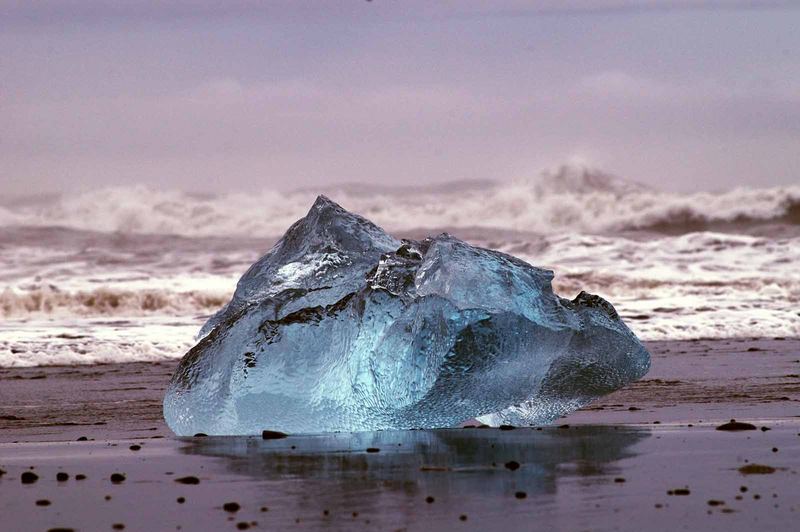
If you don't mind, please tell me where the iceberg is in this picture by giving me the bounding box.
[163,196,650,435]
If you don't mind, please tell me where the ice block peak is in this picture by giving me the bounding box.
[165,198,650,435]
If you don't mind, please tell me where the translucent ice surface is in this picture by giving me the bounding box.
[164,196,650,435]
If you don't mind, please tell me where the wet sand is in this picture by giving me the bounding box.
[1,338,799,531]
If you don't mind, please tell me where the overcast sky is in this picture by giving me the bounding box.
[1,1,798,196]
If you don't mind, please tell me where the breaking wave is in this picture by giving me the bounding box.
[0,286,228,318]
[1,166,798,237]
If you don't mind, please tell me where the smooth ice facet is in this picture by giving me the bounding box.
[164,196,650,435]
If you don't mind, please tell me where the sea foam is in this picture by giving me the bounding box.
[1,166,798,238]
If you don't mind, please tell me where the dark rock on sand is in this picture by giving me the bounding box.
[716,420,757,431]
[56,472,69,481]
[505,461,520,471]
[76,436,88,441]
[129,445,141,451]
[110,473,126,483]
[177,497,185,504]
[261,430,288,440]
[36,499,51,506]
[223,502,241,512]
[738,464,776,475]
[425,496,435,503]
[515,491,527,499]
[707,500,725,506]
[21,471,38,484]
[75,474,86,480]
[366,447,380,453]
[668,488,690,495]
[175,476,200,484]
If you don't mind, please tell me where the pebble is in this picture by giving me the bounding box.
[668,488,690,496]
[716,420,756,431]
[738,464,776,475]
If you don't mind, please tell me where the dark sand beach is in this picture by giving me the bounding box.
[4,3,800,530]
[2,338,798,531]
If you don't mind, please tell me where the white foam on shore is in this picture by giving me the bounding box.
[0,317,201,367]
[1,229,797,367]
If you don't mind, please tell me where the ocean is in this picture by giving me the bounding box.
[1,167,798,367]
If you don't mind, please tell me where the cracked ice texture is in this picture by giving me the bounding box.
[163,196,650,435]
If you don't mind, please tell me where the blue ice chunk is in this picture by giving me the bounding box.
[164,196,650,435]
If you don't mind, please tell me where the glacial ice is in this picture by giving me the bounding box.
[163,196,650,435]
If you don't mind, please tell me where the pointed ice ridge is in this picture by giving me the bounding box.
[166,197,650,435]
[199,195,400,337]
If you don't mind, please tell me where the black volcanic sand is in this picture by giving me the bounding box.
[0,425,798,531]
[1,338,798,442]
[0,338,799,531]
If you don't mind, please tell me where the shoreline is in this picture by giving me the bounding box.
[1,337,799,530]
[2,338,798,443]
